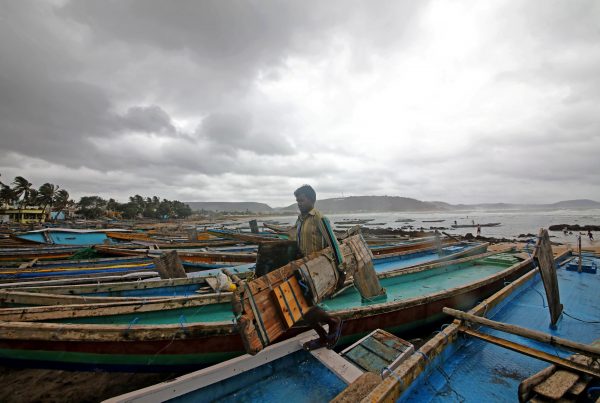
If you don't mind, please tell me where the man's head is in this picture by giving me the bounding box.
[294,184,316,215]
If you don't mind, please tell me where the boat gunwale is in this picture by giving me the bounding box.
[360,248,573,402]
[0,250,531,341]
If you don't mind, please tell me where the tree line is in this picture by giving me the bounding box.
[79,195,192,219]
[0,175,70,219]
[1,175,192,220]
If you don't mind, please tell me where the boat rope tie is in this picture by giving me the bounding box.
[503,280,513,286]
[414,350,430,362]
[381,367,405,388]
[127,317,139,330]
[178,315,188,333]
[298,279,309,296]
[477,300,489,316]
[433,328,449,342]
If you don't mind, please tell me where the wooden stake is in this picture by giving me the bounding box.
[460,327,600,379]
[444,307,600,359]
[578,235,582,273]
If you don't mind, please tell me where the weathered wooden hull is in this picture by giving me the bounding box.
[0,245,83,262]
[0,254,534,371]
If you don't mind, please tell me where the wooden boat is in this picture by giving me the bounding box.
[0,245,85,262]
[105,328,413,403]
[0,266,255,307]
[0,249,536,371]
[207,229,288,243]
[262,222,291,234]
[0,242,485,306]
[422,219,445,223]
[14,228,132,245]
[0,272,159,289]
[369,236,455,256]
[360,249,597,402]
[334,219,374,225]
[451,222,501,228]
[0,256,158,281]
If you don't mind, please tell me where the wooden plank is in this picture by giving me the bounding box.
[533,228,563,326]
[361,337,401,362]
[460,327,600,379]
[288,275,311,314]
[372,330,412,353]
[309,346,363,384]
[152,250,186,279]
[273,283,296,328]
[18,258,38,269]
[533,370,580,400]
[204,277,219,292]
[331,372,382,403]
[345,344,392,373]
[444,308,600,359]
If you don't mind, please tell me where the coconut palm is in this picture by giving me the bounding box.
[53,189,70,219]
[38,183,59,221]
[0,184,17,207]
[12,176,34,208]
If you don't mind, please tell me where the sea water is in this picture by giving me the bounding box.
[265,208,600,247]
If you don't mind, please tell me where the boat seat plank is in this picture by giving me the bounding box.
[533,370,579,400]
[360,337,402,362]
[344,344,391,374]
[308,345,363,384]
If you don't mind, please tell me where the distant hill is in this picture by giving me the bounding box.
[449,199,600,211]
[544,199,600,209]
[278,196,446,213]
[186,197,600,214]
[186,202,272,213]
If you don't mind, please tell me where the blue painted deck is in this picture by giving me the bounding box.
[400,255,600,403]
[373,245,471,273]
[17,231,110,245]
[170,350,346,403]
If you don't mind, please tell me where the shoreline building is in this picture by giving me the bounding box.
[0,207,46,224]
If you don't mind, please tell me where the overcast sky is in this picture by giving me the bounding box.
[1,1,599,207]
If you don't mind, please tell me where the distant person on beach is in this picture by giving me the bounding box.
[477,224,481,236]
[291,184,343,351]
[563,226,568,235]
[589,230,594,241]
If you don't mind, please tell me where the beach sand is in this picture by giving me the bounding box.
[0,367,179,402]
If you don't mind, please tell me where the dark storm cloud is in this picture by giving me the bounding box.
[1,0,599,204]
[120,106,177,134]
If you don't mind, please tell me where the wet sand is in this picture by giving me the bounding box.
[0,367,179,402]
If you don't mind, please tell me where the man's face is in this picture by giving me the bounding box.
[296,194,314,215]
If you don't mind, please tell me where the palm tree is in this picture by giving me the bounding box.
[12,176,33,208]
[0,184,17,207]
[53,189,70,220]
[38,183,59,221]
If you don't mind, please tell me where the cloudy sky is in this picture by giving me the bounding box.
[1,1,599,207]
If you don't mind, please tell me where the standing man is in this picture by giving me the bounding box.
[292,184,343,350]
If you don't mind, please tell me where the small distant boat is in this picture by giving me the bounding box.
[451,222,501,228]
[422,219,445,223]
[334,219,374,225]
[395,218,415,223]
